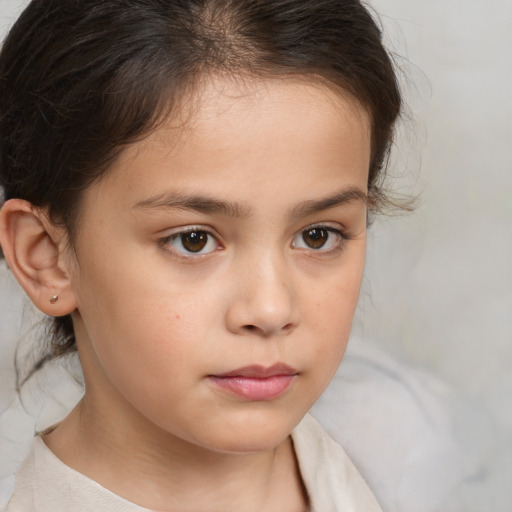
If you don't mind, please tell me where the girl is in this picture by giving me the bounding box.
[0,0,401,510]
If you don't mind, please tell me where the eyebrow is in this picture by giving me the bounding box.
[132,192,251,218]
[132,186,367,218]
[291,186,367,217]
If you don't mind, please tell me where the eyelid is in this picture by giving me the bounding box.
[159,225,223,258]
[291,223,348,252]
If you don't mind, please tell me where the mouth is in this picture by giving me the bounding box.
[209,364,298,401]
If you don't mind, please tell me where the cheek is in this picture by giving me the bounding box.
[309,253,364,322]
[80,289,204,372]
[71,252,209,390]
[304,255,365,369]
[83,273,222,374]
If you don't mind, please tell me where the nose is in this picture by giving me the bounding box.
[224,254,299,338]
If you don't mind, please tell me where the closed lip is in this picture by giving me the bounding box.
[209,363,298,400]
[211,363,298,379]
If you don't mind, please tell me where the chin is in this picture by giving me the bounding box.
[190,405,305,454]
[206,431,289,455]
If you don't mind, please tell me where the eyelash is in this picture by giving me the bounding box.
[291,224,348,253]
[160,226,221,258]
[160,224,348,258]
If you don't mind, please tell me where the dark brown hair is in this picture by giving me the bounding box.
[0,0,402,372]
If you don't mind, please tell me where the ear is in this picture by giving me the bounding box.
[0,199,77,316]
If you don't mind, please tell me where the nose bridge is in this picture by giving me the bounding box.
[226,245,299,337]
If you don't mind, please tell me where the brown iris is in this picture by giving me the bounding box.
[181,231,209,253]
[302,227,328,249]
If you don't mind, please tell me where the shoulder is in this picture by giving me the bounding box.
[312,340,490,511]
[3,437,40,512]
[292,414,383,512]
[6,437,150,512]
[0,475,15,512]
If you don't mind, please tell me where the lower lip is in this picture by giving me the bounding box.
[209,375,295,401]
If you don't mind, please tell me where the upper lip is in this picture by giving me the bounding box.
[212,363,298,378]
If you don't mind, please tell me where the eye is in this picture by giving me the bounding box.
[165,229,219,256]
[292,226,344,251]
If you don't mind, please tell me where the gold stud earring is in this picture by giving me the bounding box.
[50,295,59,304]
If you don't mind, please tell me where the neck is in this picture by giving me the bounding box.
[43,393,307,511]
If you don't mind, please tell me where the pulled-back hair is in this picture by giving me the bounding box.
[0,0,402,368]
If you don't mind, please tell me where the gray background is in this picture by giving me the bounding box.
[1,0,511,510]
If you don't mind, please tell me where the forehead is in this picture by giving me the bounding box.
[172,75,370,151]
[185,74,368,123]
[90,76,371,209]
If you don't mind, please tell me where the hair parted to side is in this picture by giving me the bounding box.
[0,0,403,376]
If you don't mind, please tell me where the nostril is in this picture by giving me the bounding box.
[242,323,295,335]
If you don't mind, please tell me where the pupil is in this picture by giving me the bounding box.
[303,228,328,249]
[182,231,208,252]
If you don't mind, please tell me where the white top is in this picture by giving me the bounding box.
[6,414,382,512]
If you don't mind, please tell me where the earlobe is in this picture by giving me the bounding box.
[0,199,77,316]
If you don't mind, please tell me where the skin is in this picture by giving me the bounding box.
[0,77,371,511]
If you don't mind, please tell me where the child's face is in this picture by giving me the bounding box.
[68,77,370,452]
